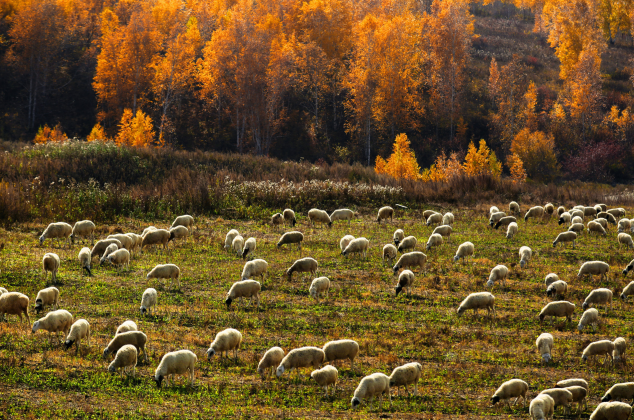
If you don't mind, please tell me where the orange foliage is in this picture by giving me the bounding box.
[33,123,67,144]
[510,128,558,181]
[507,152,527,184]
[463,139,502,178]
[87,123,108,142]
[115,109,157,147]
[421,151,463,182]
[374,133,420,180]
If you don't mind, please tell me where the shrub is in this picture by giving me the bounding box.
[510,128,558,182]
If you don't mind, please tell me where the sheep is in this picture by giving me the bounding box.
[392,252,427,274]
[283,208,296,227]
[168,226,189,244]
[582,340,615,365]
[78,247,91,276]
[351,373,391,410]
[545,203,555,215]
[277,231,304,250]
[140,288,158,315]
[397,236,417,253]
[524,206,545,222]
[141,229,171,253]
[63,319,90,354]
[583,206,597,218]
[578,261,610,281]
[270,213,283,227]
[42,253,60,284]
[342,237,369,258]
[142,226,158,237]
[572,216,584,225]
[596,203,607,212]
[392,229,405,247]
[519,246,532,268]
[506,222,518,239]
[486,265,509,289]
[509,201,520,214]
[619,233,634,250]
[99,243,119,265]
[90,238,122,259]
[598,212,618,225]
[489,206,500,215]
[607,208,626,219]
[424,209,439,220]
[128,233,143,253]
[241,259,268,282]
[491,379,529,408]
[568,223,584,235]
[308,208,332,227]
[224,229,239,251]
[494,216,516,230]
[0,287,6,295]
[32,309,73,343]
[154,350,197,387]
[570,209,584,220]
[457,292,495,318]
[530,394,555,420]
[618,219,631,233]
[565,386,588,413]
[231,235,244,257]
[601,383,634,403]
[309,277,330,301]
[583,288,613,311]
[578,308,599,333]
[226,280,261,310]
[116,320,137,335]
[257,347,284,380]
[426,212,443,226]
[453,242,474,263]
[383,244,397,264]
[242,237,256,259]
[70,220,95,245]
[540,388,573,415]
[557,206,566,216]
[171,214,194,230]
[394,270,415,296]
[546,280,568,298]
[588,221,607,236]
[39,222,72,248]
[330,208,354,224]
[107,233,134,251]
[558,212,572,226]
[376,206,394,224]
[311,365,338,396]
[539,301,575,324]
[613,337,627,364]
[589,402,632,420]
[556,378,589,391]
[595,218,609,229]
[276,347,325,378]
[206,328,242,361]
[34,287,59,314]
[432,225,453,242]
[442,212,454,226]
[426,233,443,251]
[0,292,30,325]
[489,211,507,226]
[389,362,422,396]
[340,235,355,253]
[108,344,137,378]
[553,231,577,249]
[286,257,318,280]
[147,264,180,290]
[536,333,554,363]
[323,339,359,368]
[103,331,148,363]
[105,248,130,271]
[623,260,634,277]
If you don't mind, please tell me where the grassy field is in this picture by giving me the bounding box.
[0,204,633,419]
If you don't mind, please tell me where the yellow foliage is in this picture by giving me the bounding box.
[507,152,527,184]
[421,151,464,182]
[463,139,501,178]
[374,133,420,180]
[510,128,558,181]
[87,123,108,142]
[115,109,157,147]
[33,123,67,144]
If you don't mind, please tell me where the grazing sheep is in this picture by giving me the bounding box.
[530,394,555,420]
[426,233,443,251]
[389,362,422,396]
[524,206,545,222]
[568,223,584,235]
[226,280,261,310]
[559,212,572,226]
[90,238,122,259]
[595,218,609,229]
[553,231,577,249]
[32,309,73,343]
[286,257,318,280]
[142,229,171,253]
[395,270,415,297]
[377,206,394,224]
[578,261,610,281]
[618,219,631,233]
[147,264,181,290]
[257,347,284,380]
[582,288,613,311]
[39,222,72,248]
[106,234,133,252]
[539,301,575,324]
[154,350,197,387]
[116,320,137,335]
[309,277,330,301]
[105,249,130,271]
[544,274,559,287]
[231,235,244,257]
[583,206,597,218]
[432,225,453,242]
[311,365,338,396]
[393,229,404,246]
[330,209,354,224]
[578,308,599,333]
[142,226,158,237]
[598,212,618,225]
[509,201,520,214]
[171,215,194,230]
[546,280,568,298]
[168,226,189,244]
[601,383,634,403]
[383,244,397,264]
[457,292,495,318]
[588,221,607,236]
[224,229,239,251]
[506,222,518,239]
[397,236,417,253]
[556,378,589,391]
[536,333,554,363]
[623,260,634,277]
[0,292,30,325]
[557,206,566,216]
[442,212,454,226]
[565,386,588,413]
[42,253,60,284]
[613,337,627,363]
[424,210,439,220]
[0,288,7,295]
[108,344,137,377]
[323,339,359,368]
[618,233,634,250]
[103,331,148,363]
[596,203,607,212]
[519,246,532,268]
[342,237,369,258]
[491,379,529,408]
[276,347,325,378]
[607,208,626,219]
[545,203,555,215]
[590,401,632,420]
[207,328,242,361]
[572,216,584,225]
[486,265,509,289]
[140,288,158,315]
[277,231,304,250]
[582,340,615,365]
[241,259,268,282]
[489,206,500,215]
[99,243,119,265]
[308,208,332,228]
[78,247,92,276]
[453,242,474,263]
[340,235,355,253]
[570,209,584,220]
[392,252,427,274]
[270,213,283,227]
[242,237,256,259]
[34,287,59,314]
[426,212,443,226]
[63,319,90,354]
[283,209,296,227]
[70,220,95,245]
[540,388,573,415]
[489,211,507,226]
[351,373,391,410]
[494,216,516,230]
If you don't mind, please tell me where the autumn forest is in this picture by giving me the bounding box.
[0,0,633,182]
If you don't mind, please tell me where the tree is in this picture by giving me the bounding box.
[33,123,67,144]
[87,123,108,141]
[507,152,527,183]
[420,151,463,182]
[463,139,502,178]
[115,108,156,147]
[510,128,558,181]
[374,133,420,180]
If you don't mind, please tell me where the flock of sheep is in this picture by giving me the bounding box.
[1,201,634,417]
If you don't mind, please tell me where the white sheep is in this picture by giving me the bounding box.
[453,242,474,263]
[557,206,566,216]
[171,215,194,230]
[231,234,244,257]
[116,320,137,335]
[553,231,577,249]
[426,212,443,226]
[330,208,355,224]
[556,378,589,391]
[168,226,189,244]
[376,206,394,224]
[426,233,443,251]
[308,208,332,227]
[519,246,532,268]
[582,288,613,312]
[276,347,325,378]
[351,373,391,410]
[105,249,130,272]
[545,274,563,288]
[494,216,516,230]
[568,223,584,235]
[442,212,454,226]
[596,217,609,229]
[309,277,330,301]
[207,328,242,361]
[486,265,508,289]
[583,206,597,218]
[601,383,634,403]
[524,206,545,222]
[536,333,554,363]
[424,210,439,220]
[286,257,318,280]
[63,319,90,354]
[598,211,618,225]
[224,229,239,251]
[392,252,427,274]
[489,206,500,215]
[607,208,627,218]
[226,280,261,310]
[0,292,30,325]
[242,237,257,259]
[323,339,359,368]
[623,260,634,277]
[397,236,417,253]
[558,212,572,226]
[489,211,507,226]
[394,270,415,297]
[78,247,92,276]
[491,378,529,408]
[529,394,555,420]
[457,292,495,318]
[578,261,610,281]
[142,229,171,253]
[311,365,338,396]
[618,218,631,233]
[389,362,422,396]
[39,222,72,248]
[241,259,268,282]
[588,220,607,236]
[108,233,134,251]
[545,203,555,215]
[340,235,355,253]
[393,229,404,246]
[613,337,627,364]
[141,226,158,237]
[582,340,615,365]
[32,309,73,343]
[506,222,518,239]
[154,350,197,387]
[539,388,573,415]
[509,201,520,214]
[432,225,453,242]
[572,215,584,225]
[382,244,397,264]
[90,238,122,259]
[103,331,148,362]
[99,243,119,265]
[140,288,158,315]
[42,253,60,284]
[70,220,95,245]
[565,386,588,414]
[258,347,284,379]
[277,231,304,250]
[108,344,137,377]
[342,237,369,258]
[34,286,59,314]
[618,233,634,250]
[570,209,584,220]
[147,264,181,290]
[546,280,568,298]
[270,212,284,227]
[590,402,632,420]
[539,301,575,324]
